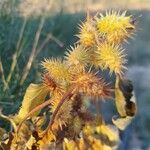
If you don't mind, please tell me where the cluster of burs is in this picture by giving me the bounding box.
[0,11,137,150]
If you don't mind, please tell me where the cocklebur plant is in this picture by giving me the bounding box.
[0,10,137,150]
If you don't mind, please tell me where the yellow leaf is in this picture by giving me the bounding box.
[14,84,49,123]
[112,116,133,130]
[26,135,36,150]
[96,124,119,142]
[63,138,78,150]
[38,130,56,149]
[113,75,137,130]
[115,76,127,117]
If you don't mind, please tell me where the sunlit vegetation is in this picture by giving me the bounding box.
[0,10,138,150]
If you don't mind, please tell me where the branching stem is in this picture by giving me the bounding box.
[44,87,74,134]
[17,99,51,133]
[17,87,75,134]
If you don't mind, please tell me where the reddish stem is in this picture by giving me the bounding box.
[43,87,74,134]
[17,99,51,133]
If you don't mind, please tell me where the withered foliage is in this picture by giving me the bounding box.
[0,11,137,150]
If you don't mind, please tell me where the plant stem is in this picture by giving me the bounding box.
[3,18,27,91]
[35,33,64,57]
[20,0,55,85]
[0,101,14,105]
[0,57,7,88]
[20,16,45,86]
[44,87,74,134]
[17,87,74,134]
[0,109,17,132]
[17,99,51,133]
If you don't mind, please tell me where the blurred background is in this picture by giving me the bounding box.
[0,0,150,149]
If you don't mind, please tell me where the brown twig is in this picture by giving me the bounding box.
[35,33,64,57]
[20,0,55,85]
[49,34,64,47]
[17,99,51,133]
[17,87,74,134]
[3,18,27,91]
[43,87,74,134]
[20,16,45,86]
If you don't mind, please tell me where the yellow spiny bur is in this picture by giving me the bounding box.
[96,42,127,75]
[50,92,63,113]
[96,11,135,44]
[51,100,73,131]
[42,58,71,83]
[70,116,83,135]
[42,73,65,98]
[71,71,112,98]
[77,18,96,48]
[65,45,90,68]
